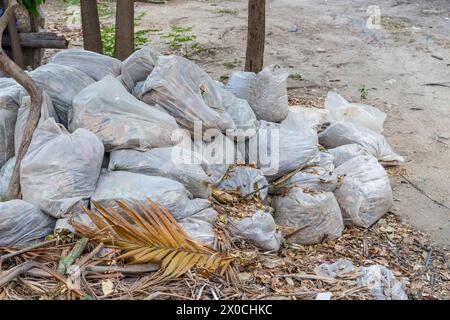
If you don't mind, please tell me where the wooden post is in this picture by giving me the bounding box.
[245,0,266,73]
[80,0,103,54]
[2,0,24,68]
[115,0,134,60]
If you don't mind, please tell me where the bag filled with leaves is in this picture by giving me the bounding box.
[319,121,404,166]
[333,154,393,227]
[122,46,160,87]
[139,55,235,133]
[109,147,212,199]
[50,49,123,81]
[70,76,179,152]
[226,64,289,123]
[272,188,344,245]
[20,118,104,218]
[0,200,55,247]
[216,166,269,201]
[30,63,95,127]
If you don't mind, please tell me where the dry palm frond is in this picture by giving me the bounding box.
[71,199,233,280]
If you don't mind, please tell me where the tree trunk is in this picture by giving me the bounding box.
[0,0,42,199]
[2,0,24,68]
[80,0,103,54]
[115,0,134,60]
[245,0,266,73]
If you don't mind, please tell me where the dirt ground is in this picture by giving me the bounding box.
[43,0,450,247]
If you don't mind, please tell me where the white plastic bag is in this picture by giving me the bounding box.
[333,154,393,227]
[358,265,408,300]
[319,122,404,166]
[139,55,235,133]
[14,91,59,156]
[91,170,209,221]
[122,46,160,86]
[178,207,218,247]
[272,188,344,245]
[240,121,319,181]
[328,144,369,167]
[50,49,122,81]
[229,210,282,251]
[282,106,331,131]
[0,200,55,247]
[0,157,15,197]
[0,85,23,166]
[325,91,386,133]
[226,64,289,123]
[217,166,268,201]
[109,147,212,199]
[70,76,179,152]
[30,63,95,126]
[21,118,104,218]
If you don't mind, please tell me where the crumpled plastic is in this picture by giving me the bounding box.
[0,157,15,197]
[217,166,268,201]
[122,46,160,86]
[325,91,387,133]
[328,143,370,167]
[227,64,289,123]
[282,106,331,131]
[20,118,104,218]
[0,200,56,247]
[70,75,179,152]
[178,207,218,247]
[333,154,393,227]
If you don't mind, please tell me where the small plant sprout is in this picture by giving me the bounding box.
[359,85,369,99]
[161,25,201,58]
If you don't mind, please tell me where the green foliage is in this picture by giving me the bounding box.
[100,12,160,57]
[19,0,45,16]
[62,0,79,5]
[358,85,369,99]
[161,25,201,58]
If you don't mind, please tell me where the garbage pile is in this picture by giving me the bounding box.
[0,48,404,257]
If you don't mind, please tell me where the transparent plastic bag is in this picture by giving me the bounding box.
[217,166,268,201]
[70,76,179,152]
[21,118,104,218]
[50,49,122,81]
[226,64,289,123]
[319,122,404,166]
[178,207,218,247]
[30,63,95,126]
[139,55,235,133]
[109,147,212,199]
[328,144,369,167]
[0,85,22,166]
[358,265,408,300]
[229,210,282,251]
[91,170,209,221]
[272,188,343,245]
[0,157,15,197]
[282,106,331,131]
[14,91,59,156]
[333,154,393,227]
[0,200,55,247]
[122,46,160,86]
[325,91,386,133]
[239,121,319,181]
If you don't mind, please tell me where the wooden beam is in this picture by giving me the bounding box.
[2,32,68,49]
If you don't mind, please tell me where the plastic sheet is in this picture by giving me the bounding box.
[0,85,23,166]
[272,188,344,245]
[333,154,393,227]
[0,157,15,197]
[226,64,289,123]
[109,147,212,199]
[70,76,179,152]
[14,91,59,156]
[325,91,386,133]
[139,55,235,133]
[30,63,95,126]
[91,170,209,221]
[0,200,56,247]
[319,122,404,166]
[21,118,104,218]
[229,210,282,251]
[50,49,122,81]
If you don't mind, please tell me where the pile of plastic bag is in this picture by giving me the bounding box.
[0,47,404,251]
